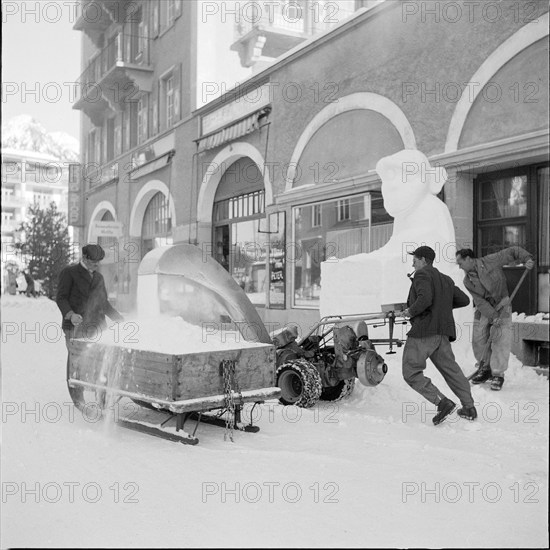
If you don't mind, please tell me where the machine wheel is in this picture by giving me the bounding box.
[320,377,356,402]
[276,359,322,408]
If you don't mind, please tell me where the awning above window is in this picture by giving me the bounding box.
[197,108,270,153]
[129,150,175,181]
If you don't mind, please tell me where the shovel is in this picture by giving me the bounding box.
[467,267,530,381]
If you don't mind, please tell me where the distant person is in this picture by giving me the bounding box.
[56,244,124,406]
[401,246,476,425]
[455,247,535,391]
[23,270,35,297]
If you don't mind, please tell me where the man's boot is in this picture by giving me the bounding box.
[490,376,504,391]
[470,363,492,384]
[457,406,478,421]
[433,397,456,426]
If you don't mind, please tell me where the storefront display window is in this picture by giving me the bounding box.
[292,192,392,308]
[213,190,267,307]
[538,167,549,268]
[477,173,528,256]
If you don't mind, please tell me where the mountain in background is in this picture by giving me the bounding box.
[1,115,79,163]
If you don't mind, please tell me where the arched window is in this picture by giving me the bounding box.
[141,191,172,258]
[212,158,267,307]
[97,211,116,259]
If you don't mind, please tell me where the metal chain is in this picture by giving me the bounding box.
[222,360,237,442]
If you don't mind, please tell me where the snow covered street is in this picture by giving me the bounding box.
[1,295,548,548]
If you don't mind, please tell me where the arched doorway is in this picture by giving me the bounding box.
[212,157,267,307]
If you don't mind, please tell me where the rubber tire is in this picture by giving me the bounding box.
[276,358,322,408]
[320,377,356,402]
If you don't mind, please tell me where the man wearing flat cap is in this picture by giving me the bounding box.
[401,246,476,425]
[56,244,124,405]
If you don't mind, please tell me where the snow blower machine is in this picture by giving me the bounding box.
[67,244,281,445]
[271,306,408,409]
[67,244,407,444]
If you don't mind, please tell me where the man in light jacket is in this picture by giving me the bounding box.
[456,246,535,391]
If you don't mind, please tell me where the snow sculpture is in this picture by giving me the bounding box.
[320,149,474,360]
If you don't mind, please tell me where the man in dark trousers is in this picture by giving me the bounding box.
[23,270,35,297]
[456,246,535,391]
[402,246,476,425]
[56,244,124,406]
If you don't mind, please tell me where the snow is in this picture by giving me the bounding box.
[1,294,548,548]
[94,315,272,354]
[513,312,550,323]
[1,115,79,162]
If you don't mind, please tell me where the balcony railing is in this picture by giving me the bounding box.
[74,31,153,121]
[77,31,151,90]
[234,1,355,39]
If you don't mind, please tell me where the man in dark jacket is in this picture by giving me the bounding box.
[56,244,124,406]
[402,246,476,425]
[456,247,534,391]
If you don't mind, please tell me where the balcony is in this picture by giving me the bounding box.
[73,31,154,124]
[231,1,355,67]
[95,0,135,21]
[73,0,113,47]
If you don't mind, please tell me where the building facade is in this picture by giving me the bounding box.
[1,148,71,243]
[73,0,549,340]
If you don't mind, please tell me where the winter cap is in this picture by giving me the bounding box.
[82,244,105,261]
[408,246,436,263]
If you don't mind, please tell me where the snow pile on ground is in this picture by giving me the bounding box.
[1,295,548,548]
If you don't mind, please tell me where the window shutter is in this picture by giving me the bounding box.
[142,23,149,62]
[174,64,181,121]
[152,81,159,135]
[143,94,149,141]
[152,1,159,38]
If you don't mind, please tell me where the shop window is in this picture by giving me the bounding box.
[213,190,267,307]
[141,192,173,259]
[292,193,392,308]
[477,173,528,256]
[476,164,549,314]
[538,167,549,268]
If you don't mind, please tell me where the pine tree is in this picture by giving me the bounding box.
[15,202,72,298]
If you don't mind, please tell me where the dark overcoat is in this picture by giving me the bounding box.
[56,263,122,333]
[407,264,470,342]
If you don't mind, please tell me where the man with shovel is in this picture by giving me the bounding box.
[455,246,535,391]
